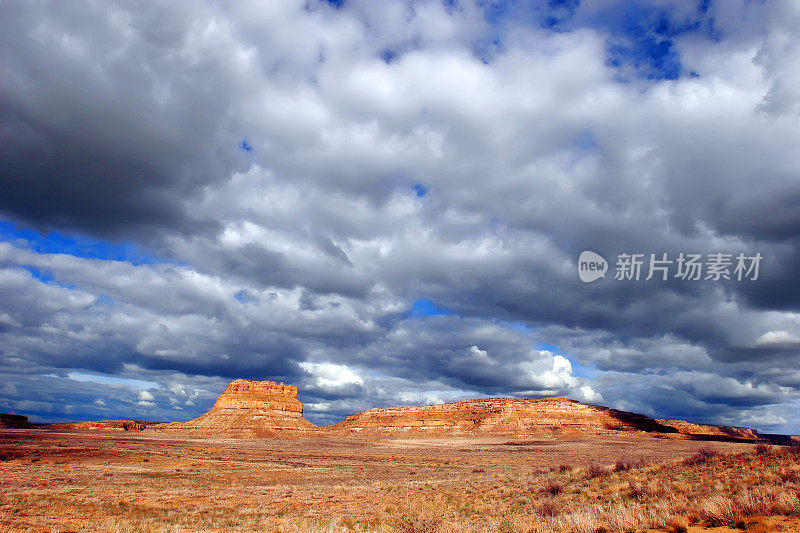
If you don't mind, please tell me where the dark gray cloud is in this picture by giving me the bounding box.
[1,0,800,433]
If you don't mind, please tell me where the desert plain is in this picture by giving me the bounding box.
[2,380,800,532]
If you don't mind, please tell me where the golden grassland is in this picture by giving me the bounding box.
[1,430,799,532]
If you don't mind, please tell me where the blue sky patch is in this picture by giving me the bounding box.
[0,219,163,265]
[380,49,398,64]
[595,1,717,81]
[475,0,717,81]
[234,290,252,305]
[574,130,598,151]
[20,265,55,284]
[407,298,452,318]
[413,183,428,198]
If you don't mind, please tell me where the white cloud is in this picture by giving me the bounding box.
[0,0,799,431]
[68,372,159,392]
[300,362,364,389]
[756,330,800,346]
[138,390,155,402]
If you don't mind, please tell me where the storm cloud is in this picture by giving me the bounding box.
[2,0,800,432]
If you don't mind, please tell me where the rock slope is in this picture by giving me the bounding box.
[0,413,32,429]
[7,380,776,443]
[153,379,316,437]
[656,419,760,442]
[49,420,151,431]
[329,397,685,437]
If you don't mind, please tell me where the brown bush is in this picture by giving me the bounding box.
[585,462,609,478]
[613,459,631,472]
[0,449,24,461]
[665,517,688,533]
[535,499,562,517]
[781,469,800,483]
[395,515,442,533]
[684,447,718,465]
[627,481,648,500]
[541,481,562,496]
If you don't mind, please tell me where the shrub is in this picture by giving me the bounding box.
[535,499,562,517]
[781,469,800,483]
[684,447,717,465]
[0,450,24,462]
[627,481,648,500]
[700,496,745,528]
[665,517,688,533]
[541,481,562,496]
[585,462,609,479]
[755,443,771,455]
[613,459,631,472]
[395,515,442,533]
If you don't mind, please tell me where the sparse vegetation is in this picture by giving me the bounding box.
[683,446,717,465]
[2,430,800,532]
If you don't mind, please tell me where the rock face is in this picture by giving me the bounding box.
[656,419,760,442]
[153,379,316,437]
[329,397,684,437]
[6,379,772,443]
[0,413,32,429]
[48,420,150,431]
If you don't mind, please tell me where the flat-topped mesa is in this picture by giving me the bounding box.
[151,379,315,437]
[61,380,768,442]
[153,379,316,437]
[0,413,32,429]
[212,379,303,416]
[330,397,688,437]
[656,419,760,442]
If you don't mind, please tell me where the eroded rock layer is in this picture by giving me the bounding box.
[0,413,32,429]
[330,397,741,438]
[7,379,776,443]
[49,420,150,431]
[656,419,760,441]
[153,379,316,437]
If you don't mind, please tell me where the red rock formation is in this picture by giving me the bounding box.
[10,379,770,443]
[48,420,149,431]
[0,413,32,429]
[152,379,316,437]
[329,397,685,437]
[656,419,760,441]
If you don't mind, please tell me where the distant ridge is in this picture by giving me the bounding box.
[0,413,32,429]
[7,380,793,444]
[328,397,760,441]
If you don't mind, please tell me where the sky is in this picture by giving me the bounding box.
[1,0,800,433]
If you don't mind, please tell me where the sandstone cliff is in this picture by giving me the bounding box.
[152,379,316,437]
[329,397,684,437]
[49,420,150,431]
[656,419,760,441]
[5,379,775,443]
[0,413,32,429]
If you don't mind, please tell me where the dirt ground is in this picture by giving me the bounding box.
[1,429,798,532]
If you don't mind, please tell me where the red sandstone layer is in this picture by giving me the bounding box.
[49,420,150,431]
[10,379,775,443]
[328,397,684,437]
[152,379,316,437]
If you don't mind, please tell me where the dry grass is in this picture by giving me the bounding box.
[1,429,799,532]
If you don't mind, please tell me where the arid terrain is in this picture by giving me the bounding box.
[2,380,800,532]
[2,429,800,532]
